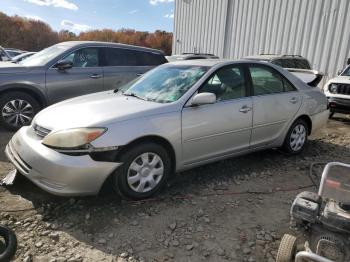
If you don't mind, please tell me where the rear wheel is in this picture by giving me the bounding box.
[113,142,171,200]
[283,119,308,154]
[0,92,40,131]
[276,234,297,262]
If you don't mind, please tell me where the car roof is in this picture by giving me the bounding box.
[168,58,274,67]
[245,54,307,61]
[58,41,164,54]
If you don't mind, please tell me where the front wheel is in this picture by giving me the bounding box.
[113,142,171,200]
[283,119,308,154]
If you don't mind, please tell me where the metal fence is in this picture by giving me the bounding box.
[173,0,350,84]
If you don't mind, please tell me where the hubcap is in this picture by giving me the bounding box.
[127,152,164,193]
[1,99,34,127]
[290,124,306,151]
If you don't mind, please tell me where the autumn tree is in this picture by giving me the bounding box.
[0,12,173,54]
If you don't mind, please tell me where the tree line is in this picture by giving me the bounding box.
[0,12,173,55]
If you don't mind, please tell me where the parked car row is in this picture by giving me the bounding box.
[2,42,329,199]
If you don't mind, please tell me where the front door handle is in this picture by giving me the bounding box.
[136,73,144,77]
[290,97,298,104]
[239,105,252,113]
[90,74,102,79]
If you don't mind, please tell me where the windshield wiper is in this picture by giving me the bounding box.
[123,92,146,101]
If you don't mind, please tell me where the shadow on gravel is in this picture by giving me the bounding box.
[3,136,350,256]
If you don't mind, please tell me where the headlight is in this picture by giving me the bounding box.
[42,127,107,149]
[328,83,338,93]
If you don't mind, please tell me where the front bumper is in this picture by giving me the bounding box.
[327,97,350,114]
[5,127,121,196]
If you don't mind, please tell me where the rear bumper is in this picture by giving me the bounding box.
[310,109,329,135]
[327,97,350,114]
[5,127,121,196]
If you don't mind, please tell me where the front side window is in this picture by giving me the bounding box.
[199,66,246,101]
[281,59,296,68]
[341,65,350,76]
[123,65,208,103]
[295,59,311,69]
[249,66,284,95]
[64,48,99,68]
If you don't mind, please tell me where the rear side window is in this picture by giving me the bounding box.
[104,48,138,66]
[104,47,166,66]
[294,59,311,69]
[249,66,296,95]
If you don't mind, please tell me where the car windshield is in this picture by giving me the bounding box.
[341,66,350,76]
[19,44,71,66]
[123,65,208,103]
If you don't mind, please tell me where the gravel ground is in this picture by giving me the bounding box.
[0,115,349,262]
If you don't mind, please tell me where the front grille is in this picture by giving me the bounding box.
[336,84,350,95]
[33,124,51,138]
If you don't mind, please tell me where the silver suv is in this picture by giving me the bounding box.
[0,41,167,130]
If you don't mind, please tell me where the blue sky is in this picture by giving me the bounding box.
[0,0,174,33]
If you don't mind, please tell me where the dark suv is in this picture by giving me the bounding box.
[244,54,312,70]
[0,41,167,130]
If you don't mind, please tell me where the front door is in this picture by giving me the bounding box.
[46,47,103,104]
[182,65,253,165]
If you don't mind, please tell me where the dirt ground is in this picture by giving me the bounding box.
[0,115,349,262]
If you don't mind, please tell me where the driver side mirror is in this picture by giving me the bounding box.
[191,92,216,106]
[56,59,73,70]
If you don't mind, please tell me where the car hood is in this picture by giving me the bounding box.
[35,91,175,131]
[328,75,350,84]
[0,62,33,74]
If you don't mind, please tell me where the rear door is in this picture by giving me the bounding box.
[46,47,103,104]
[248,64,302,148]
[102,48,164,91]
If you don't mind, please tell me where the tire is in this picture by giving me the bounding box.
[276,234,297,262]
[0,225,17,262]
[283,119,308,154]
[0,91,40,131]
[113,142,171,200]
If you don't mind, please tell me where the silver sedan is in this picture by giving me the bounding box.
[5,60,329,199]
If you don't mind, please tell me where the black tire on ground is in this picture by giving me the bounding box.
[276,234,297,262]
[0,225,17,262]
[0,91,40,131]
[283,118,309,154]
[112,142,171,200]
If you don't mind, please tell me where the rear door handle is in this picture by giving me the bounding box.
[90,74,102,79]
[290,97,298,104]
[239,105,252,113]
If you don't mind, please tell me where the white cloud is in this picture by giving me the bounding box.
[164,13,174,18]
[25,15,44,21]
[150,0,174,6]
[61,20,91,33]
[24,0,78,11]
[128,9,139,14]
